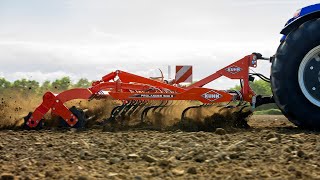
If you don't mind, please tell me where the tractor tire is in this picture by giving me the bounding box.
[271,18,320,129]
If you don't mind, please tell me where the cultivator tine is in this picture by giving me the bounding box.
[140,101,167,124]
[149,101,168,113]
[159,100,179,114]
[181,104,205,122]
[122,102,134,115]
[217,105,233,113]
[130,101,148,118]
[106,105,124,122]
[104,104,125,124]
[236,104,251,112]
[112,102,136,124]
[181,102,250,127]
[126,101,141,115]
[152,100,170,114]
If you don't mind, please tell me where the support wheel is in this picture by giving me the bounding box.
[271,18,320,129]
[59,106,87,129]
[23,112,44,130]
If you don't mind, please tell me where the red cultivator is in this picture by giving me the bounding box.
[24,53,274,129]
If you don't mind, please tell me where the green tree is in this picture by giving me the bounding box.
[74,78,91,88]
[12,79,39,91]
[231,80,277,111]
[0,78,11,90]
[40,80,52,92]
[249,80,272,95]
[51,77,71,91]
[232,80,271,95]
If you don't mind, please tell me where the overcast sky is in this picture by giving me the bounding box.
[0,0,319,89]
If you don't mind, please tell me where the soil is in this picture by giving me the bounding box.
[1,115,320,180]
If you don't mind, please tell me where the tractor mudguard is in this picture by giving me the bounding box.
[281,4,320,36]
[281,11,320,36]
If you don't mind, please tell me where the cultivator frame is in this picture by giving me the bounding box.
[25,53,269,128]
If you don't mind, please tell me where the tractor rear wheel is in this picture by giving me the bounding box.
[271,18,320,129]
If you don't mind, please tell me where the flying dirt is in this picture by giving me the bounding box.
[0,87,253,132]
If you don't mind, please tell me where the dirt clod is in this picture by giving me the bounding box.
[77,176,88,180]
[109,157,121,164]
[142,154,158,163]
[172,168,185,176]
[267,137,279,143]
[187,167,197,174]
[0,173,15,180]
[215,128,227,135]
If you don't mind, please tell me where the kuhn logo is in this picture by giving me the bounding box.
[202,90,222,102]
[225,66,242,74]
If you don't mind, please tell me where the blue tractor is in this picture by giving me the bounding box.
[21,3,320,130]
[271,3,320,128]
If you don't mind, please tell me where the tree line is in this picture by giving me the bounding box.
[0,77,91,94]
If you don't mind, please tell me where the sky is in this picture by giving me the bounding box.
[0,0,319,89]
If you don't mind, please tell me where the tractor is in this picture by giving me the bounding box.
[23,3,320,130]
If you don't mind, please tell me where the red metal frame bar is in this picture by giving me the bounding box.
[188,54,257,101]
